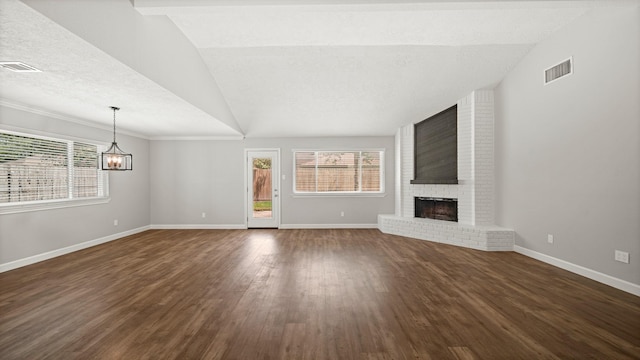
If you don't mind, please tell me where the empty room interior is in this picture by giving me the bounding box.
[1,0,639,359]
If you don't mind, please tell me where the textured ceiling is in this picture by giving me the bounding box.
[0,0,629,138]
[159,1,592,137]
[203,45,533,137]
[0,0,240,138]
[157,4,590,47]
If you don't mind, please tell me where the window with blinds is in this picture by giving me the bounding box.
[294,151,384,193]
[0,130,106,206]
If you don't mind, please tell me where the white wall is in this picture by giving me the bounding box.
[0,104,150,266]
[495,6,640,285]
[150,137,395,227]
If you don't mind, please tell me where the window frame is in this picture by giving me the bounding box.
[0,128,110,214]
[292,149,385,197]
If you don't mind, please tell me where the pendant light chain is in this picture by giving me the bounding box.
[111,106,120,144]
[101,106,132,171]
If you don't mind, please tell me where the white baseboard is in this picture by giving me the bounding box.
[0,225,151,273]
[514,245,640,297]
[150,224,247,230]
[279,223,378,229]
[151,224,377,230]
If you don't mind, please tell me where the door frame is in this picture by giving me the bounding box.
[244,148,281,228]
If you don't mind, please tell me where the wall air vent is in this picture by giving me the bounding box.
[0,61,41,72]
[544,57,572,85]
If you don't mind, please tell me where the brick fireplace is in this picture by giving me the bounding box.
[379,90,514,251]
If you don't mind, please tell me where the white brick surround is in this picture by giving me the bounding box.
[378,215,514,251]
[380,90,514,251]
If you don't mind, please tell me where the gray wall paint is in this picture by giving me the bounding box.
[150,137,395,226]
[0,106,392,266]
[0,105,150,264]
[495,7,639,284]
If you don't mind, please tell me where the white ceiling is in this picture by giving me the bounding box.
[0,0,240,138]
[0,0,631,138]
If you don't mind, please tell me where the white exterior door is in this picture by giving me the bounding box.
[247,150,279,228]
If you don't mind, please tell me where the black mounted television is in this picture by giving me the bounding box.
[410,104,458,184]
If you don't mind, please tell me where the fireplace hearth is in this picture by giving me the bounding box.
[415,197,458,222]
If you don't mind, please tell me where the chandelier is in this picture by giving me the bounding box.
[101,106,132,171]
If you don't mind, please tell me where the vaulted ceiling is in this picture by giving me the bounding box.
[0,0,632,138]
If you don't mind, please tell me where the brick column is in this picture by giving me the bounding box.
[457,94,474,225]
[473,90,495,225]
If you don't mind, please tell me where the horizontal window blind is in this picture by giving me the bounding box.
[73,142,100,198]
[295,151,316,192]
[294,151,383,193]
[0,131,106,205]
[361,151,381,192]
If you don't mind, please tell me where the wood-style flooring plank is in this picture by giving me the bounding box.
[0,229,639,359]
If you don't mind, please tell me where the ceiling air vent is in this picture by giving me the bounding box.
[544,57,572,85]
[0,61,41,72]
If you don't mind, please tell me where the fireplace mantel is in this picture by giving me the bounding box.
[410,179,459,185]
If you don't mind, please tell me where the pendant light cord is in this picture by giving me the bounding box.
[111,106,120,144]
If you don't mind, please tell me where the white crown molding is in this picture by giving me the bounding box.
[150,136,244,141]
[0,99,150,140]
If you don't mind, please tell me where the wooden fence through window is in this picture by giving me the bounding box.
[253,168,272,201]
[0,160,98,203]
[295,166,380,192]
[254,166,380,200]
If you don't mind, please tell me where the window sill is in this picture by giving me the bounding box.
[0,197,111,215]
[292,192,386,198]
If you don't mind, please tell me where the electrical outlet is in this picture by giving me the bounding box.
[547,234,554,244]
[615,250,630,264]
[113,219,118,226]
[340,211,344,217]
[202,212,206,218]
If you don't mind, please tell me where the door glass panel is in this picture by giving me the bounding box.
[252,158,272,219]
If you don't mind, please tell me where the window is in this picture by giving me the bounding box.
[0,130,108,212]
[294,151,384,194]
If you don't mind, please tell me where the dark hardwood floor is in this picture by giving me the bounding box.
[0,229,639,359]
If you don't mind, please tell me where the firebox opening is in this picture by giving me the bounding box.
[415,197,458,222]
